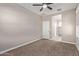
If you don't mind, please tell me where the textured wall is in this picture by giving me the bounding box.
[0,4,42,51]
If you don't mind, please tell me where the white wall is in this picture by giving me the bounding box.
[76,5,79,50]
[62,9,76,43]
[0,4,42,52]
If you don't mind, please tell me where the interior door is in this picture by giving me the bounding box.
[42,20,50,39]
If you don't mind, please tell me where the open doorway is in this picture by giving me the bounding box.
[51,14,62,41]
[42,14,62,41]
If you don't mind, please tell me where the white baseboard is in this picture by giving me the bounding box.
[76,46,79,51]
[49,39,76,44]
[60,41,76,44]
[0,38,41,54]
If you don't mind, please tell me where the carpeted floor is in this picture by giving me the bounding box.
[0,39,79,56]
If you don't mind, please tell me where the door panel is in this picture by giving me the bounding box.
[42,20,50,39]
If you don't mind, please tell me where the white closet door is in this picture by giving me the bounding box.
[42,20,50,39]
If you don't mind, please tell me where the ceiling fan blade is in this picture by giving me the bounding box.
[47,6,52,10]
[32,4,42,6]
[40,7,43,11]
[46,3,53,5]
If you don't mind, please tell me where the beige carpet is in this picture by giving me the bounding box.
[0,39,79,56]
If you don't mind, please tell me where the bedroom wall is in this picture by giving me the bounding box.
[0,3,42,52]
[76,5,79,50]
[62,9,76,43]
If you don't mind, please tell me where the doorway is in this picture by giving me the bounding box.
[51,14,62,41]
[42,14,62,41]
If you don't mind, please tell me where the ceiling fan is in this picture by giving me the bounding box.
[32,3,53,11]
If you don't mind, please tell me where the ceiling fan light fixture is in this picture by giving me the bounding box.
[32,3,53,11]
[43,4,47,8]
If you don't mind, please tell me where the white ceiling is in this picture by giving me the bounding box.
[18,3,78,15]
